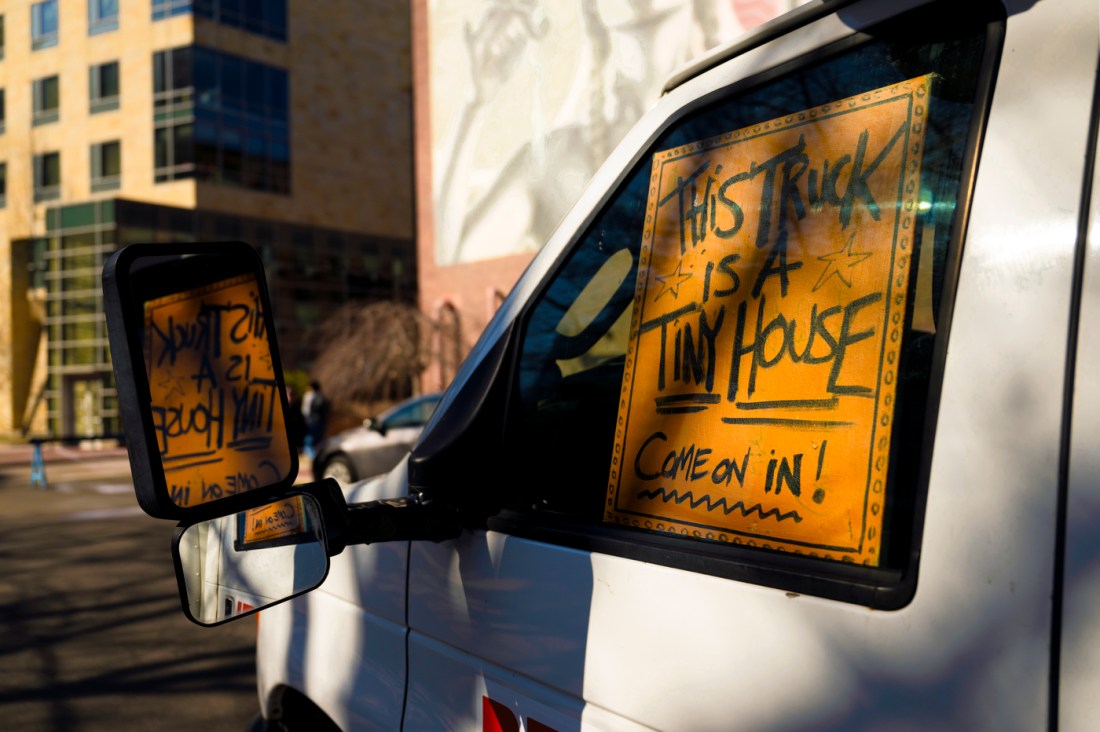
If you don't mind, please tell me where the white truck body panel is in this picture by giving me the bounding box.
[256,0,1100,729]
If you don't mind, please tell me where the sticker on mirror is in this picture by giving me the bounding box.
[143,273,291,508]
[606,75,934,565]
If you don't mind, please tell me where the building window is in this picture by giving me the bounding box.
[0,162,7,208]
[32,1,59,50]
[34,152,61,202]
[33,75,60,126]
[42,200,119,437]
[153,0,287,42]
[0,89,5,134]
[152,0,193,21]
[153,47,195,182]
[91,141,121,192]
[89,61,120,113]
[89,0,119,35]
[1,15,6,60]
[193,0,287,42]
[154,45,290,192]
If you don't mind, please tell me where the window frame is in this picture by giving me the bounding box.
[486,1,1006,609]
[153,48,196,182]
[152,0,193,21]
[91,140,121,192]
[32,75,60,126]
[31,0,59,50]
[89,0,119,35]
[34,151,61,202]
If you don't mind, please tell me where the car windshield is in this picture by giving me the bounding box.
[379,395,441,429]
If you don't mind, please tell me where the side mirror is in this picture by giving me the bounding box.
[103,242,297,520]
[103,242,464,626]
[174,492,330,626]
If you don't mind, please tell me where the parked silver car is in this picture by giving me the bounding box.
[311,392,442,485]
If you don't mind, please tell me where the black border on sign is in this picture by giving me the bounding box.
[608,86,925,558]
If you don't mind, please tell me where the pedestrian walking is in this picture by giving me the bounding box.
[301,380,330,459]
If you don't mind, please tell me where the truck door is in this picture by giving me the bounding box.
[1057,39,1100,732]
[405,0,1098,728]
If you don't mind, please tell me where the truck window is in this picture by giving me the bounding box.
[503,1,1002,604]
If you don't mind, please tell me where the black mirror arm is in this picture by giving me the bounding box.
[302,478,462,555]
[341,497,462,545]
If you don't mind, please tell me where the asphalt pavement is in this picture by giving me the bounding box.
[0,442,268,731]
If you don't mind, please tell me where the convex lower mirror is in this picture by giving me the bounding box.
[174,493,329,626]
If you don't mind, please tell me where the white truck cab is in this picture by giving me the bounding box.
[103,0,1100,729]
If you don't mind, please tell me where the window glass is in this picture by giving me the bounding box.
[152,0,192,21]
[89,0,119,35]
[91,140,121,192]
[194,47,217,99]
[32,1,58,50]
[33,75,59,125]
[0,15,6,59]
[221,55,243,111]
[191,0,287,42]
[0,162,7,208]
[0,89,5,133]
[34,152,61,202]
[154,48,195,182]
[154,44,289,192]
[384,398,440,429]
[89,61,120,113]
[172,47,193,91]
[508,5,997,572]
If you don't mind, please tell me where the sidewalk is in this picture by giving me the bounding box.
[0,441,314,479]
[0,441,130,467]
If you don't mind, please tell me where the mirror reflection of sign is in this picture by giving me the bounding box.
[606,76,934,565]
[243,496,309,546]
[143,274,291,508]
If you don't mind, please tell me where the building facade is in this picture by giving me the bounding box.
[0,0,416,438]
[412,0,804,389]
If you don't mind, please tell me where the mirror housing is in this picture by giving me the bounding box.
[103,242,297,521]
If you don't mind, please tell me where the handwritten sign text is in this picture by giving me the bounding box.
[143,274,291,508]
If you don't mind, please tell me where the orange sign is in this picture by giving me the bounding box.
[605,76,934,565]
[144,273,291,507]
[243,496,309,545]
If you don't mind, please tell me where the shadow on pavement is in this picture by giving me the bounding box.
[0,504,261,731]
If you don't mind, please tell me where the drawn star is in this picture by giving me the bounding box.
[653,261,693,301]
[156,371,188,400]
[812,232,873,292]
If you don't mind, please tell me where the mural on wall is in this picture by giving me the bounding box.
[429,0,799,266]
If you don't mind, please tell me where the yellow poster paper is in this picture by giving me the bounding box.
[605,76,934,565]
[243,496,309,545]
[144,273,291,508]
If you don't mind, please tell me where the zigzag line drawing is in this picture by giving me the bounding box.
[635,488,803,524]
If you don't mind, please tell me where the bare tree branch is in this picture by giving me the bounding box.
[309,301,453,411]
